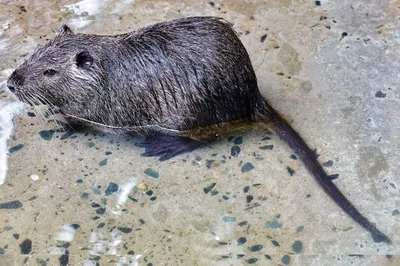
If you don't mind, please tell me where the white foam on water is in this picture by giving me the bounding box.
[63,0,136,29]
[87,229,142,264]
[112,179,136,215]
[63,0,109,29]
[0,92,24,185]
[50,246,67,255]
[55,224,78,242]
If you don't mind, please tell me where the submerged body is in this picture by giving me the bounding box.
[7,17,391,243]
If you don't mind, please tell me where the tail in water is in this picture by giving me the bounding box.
[270,115,391,244]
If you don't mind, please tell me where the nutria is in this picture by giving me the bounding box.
[7,16,391,243]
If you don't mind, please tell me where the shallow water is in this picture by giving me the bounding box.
[1,0,399,265]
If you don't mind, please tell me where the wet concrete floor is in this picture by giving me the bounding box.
[0,0,399,265]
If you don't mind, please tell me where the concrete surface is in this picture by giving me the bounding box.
[0,0,399,265]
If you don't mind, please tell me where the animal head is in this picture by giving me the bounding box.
[7,25,106,116]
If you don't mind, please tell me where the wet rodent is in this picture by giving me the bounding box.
[7,16,391,243]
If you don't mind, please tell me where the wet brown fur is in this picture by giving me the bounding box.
[7,17,391,244]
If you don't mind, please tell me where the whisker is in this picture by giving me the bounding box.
[35,92,68,130]
[34,93,62,130]
[64,113,185,135]
[26,92,49,127]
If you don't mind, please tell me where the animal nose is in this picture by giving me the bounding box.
[7,84,16,93]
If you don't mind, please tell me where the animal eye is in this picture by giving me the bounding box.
[43,69,57,76]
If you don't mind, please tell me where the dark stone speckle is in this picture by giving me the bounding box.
[238,221,248,227]
[281,255,291,265]
[105,183,119,196]
[0,248,5,255]
[231,145,241,157]
[144,168,159,178]
[39,130,55,140]
[9,144,24,153]
[250,245,263,252]
[13,234,20,240]
[233,136,243,145]
[243,186,250,193]
[375,91,386,98]
[290,155,297,160]
[247,258,258,264]
[246,195,253,203]
[96,208,106,215]
[19,239,32,254]
[261,136,271,141]
[328,174,339,180]
[203,183,216,194]
[91,203,101,208]
[118,227,133,233]
[392,209,400,216]
[0,200,23,209]
[241,162,254,173]
[260,34,267,42]
[206,159,215,168]
[291,240,303,253]
[287,167,295,176]
[315,1,321,6]
[28,196,37,201]
[97,223,105,228]
[237,237,247,246]
[265,255,272,260]
[27,111,36,117]
[88,142,95,148]
[259,145,273,150]
[105,151,112,155]
[227,136,235,142]
[322,160,334,167]
[71,224,80,230]
[296,226,304,232]
[59,250,69,266]
[210,190,219,196]
[45,107,58,116]
[271,240,280,247]
[266,221,282,229]
[99,159,108,166]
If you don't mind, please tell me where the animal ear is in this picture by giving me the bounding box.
[57,25,74,36]
[75,51,93,69]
